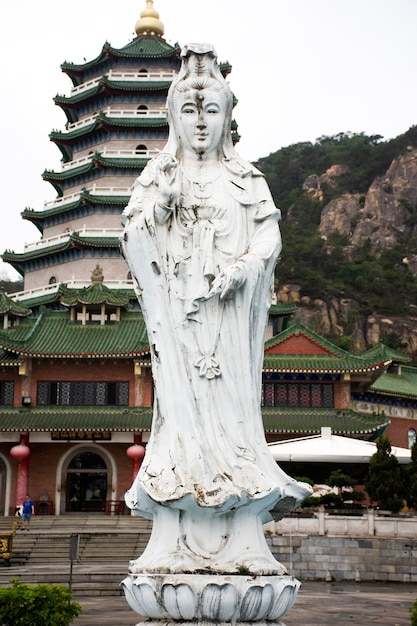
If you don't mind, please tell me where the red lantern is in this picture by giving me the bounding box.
[10,444,30,461]
[126,444,145,461]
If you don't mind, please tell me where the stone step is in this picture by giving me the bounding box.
[0,515,152,594]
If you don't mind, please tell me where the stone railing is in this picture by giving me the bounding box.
[266,508,417,538]
[23,227,124,252]
[10,279,134,302]
[70,70,176,96]
[43,185,132,210]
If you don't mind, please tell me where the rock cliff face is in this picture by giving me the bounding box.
[318,147,417,274]
[276,284,417,356]
[278,149,417,357]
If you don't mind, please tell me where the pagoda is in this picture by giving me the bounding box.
[3,3,235,299]
[4,5,178,293]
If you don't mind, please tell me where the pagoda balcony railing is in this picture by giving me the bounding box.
[65,108,166,132]
[10,279,134,302]
[43,186,132,210]
[61,148,158,171]
[70,69,176,96]
[24,226,124,252]
[102,107,166,118]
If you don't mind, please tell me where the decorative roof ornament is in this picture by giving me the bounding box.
[91,264,104,284]
[135,0,164,37]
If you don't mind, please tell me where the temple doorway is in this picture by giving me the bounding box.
[65,451,108,513]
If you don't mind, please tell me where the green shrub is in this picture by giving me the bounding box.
[0,578,82,626]
[410,598,417,625]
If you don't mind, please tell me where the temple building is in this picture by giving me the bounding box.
[0,1,412,517]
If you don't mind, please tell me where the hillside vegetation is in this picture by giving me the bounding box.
[255,128,417,319]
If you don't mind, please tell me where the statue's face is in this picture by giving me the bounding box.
[177,89,226,157]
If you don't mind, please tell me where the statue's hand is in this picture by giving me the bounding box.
[209,265,246,301]
[155,154,181,208]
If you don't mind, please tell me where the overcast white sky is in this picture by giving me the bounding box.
[1,0,417,279]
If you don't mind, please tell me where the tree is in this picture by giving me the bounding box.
[365,436,405,513]
[403,441,417,509]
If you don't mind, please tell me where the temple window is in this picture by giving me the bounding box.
[261,382,334,408]
[408,428,416,449]
[36,381,129,406]
[0,382,14,406]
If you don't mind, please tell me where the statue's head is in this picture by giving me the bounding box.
[165,44,235,159]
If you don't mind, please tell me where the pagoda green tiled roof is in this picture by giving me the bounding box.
[0,406,153,432]
[0,310,150,358]
[118,36,181,58]
[70,234,120,248]
[2,232,121,269]
[43,155,144,185]
[42,161,95,181]
[368,365,417,400]
[22,192,129,227]
[54,85,102,106]
[101,77,172,93]
[50,113,168,144]
[2,240,72,265]
[61,37,180,80]
[54,81,171,108]
[261,407,389,435]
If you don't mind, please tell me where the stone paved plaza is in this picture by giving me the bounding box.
[72,581,416,625]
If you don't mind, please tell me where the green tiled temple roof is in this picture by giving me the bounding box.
[0,349,22,367]
[0,290,31,317]
[368,365,417,400]
[264,321,393,373]
[0,406,386,436]
[0,406,153,432]
[0,310,150,358]
[360,343,411,364]
[269,303,298,316]
[263,354,388,373]
[261,407,389,435]
[59,282,130,308]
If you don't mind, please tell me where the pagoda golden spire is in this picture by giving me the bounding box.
[135,0,164,37]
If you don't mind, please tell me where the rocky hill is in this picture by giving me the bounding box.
[256,130,417,361]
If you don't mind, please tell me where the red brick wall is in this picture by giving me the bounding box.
[266,335,332,355]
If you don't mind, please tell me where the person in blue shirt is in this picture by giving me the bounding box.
[21,495,34,530]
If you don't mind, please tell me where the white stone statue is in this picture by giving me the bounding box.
[121,44,310,615]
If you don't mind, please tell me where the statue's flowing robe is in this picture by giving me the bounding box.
[122,157,301,511]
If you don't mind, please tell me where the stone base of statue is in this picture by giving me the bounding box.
[121,572,299,624]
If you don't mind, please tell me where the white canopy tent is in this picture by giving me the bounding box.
[268,427,412,465]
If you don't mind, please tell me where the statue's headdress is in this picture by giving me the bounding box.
[164,44,235,158]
